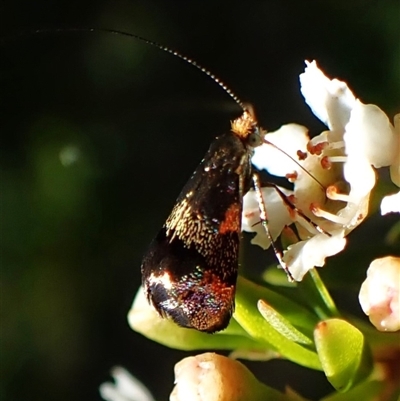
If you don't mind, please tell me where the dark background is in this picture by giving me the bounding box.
[1,1,399,400]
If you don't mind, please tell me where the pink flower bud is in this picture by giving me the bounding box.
[170,353,284,401]
[359,256,400,332]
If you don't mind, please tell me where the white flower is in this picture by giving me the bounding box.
[359,256,400,332]
[381,191,400,215]
[99,366,155,401]
[243,61,398,281]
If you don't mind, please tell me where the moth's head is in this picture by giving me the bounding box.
[231,107,265,150]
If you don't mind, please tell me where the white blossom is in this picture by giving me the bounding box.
[381,191,400,215]
[243,61,398,281]
[359,256,400,332]
[99,366,154,401]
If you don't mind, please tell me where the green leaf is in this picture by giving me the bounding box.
[257,300,313,345]
[128,286,266,351]
[237,276,319,333]
[234,277,322,370]
[314,318,373,392]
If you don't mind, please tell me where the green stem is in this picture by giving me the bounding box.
[300,268,340,319]
[310,268,340,317]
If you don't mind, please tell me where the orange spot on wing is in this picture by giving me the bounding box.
[219,203,241,234]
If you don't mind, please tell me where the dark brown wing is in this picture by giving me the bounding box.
[141,131,252,332]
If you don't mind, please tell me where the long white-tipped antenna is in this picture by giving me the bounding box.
[29,27,248,113]
[14,27,327,191]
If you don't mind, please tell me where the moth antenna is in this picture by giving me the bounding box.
[28,27,248,113]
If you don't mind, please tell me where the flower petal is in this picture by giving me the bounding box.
[381,191,400,215]
[99,367,155,401]
[283,230,347,281]
[344,101,398,168]
[299,60,356,132]
[252,124,309,176]
[342,152,376,201]
[242,187,293,249]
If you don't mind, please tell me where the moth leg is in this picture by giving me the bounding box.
[251,173,294,281]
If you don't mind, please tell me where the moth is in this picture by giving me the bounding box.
[117,32,297,334]
[141,108,265,333]
[18,28,298,333]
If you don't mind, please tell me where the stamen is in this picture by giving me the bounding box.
[310,203,347,225]
[328,141,345,150]
[327,156,348,163]
[307,140,345,155]
[326,185,350,202]
[297,150,308,160]
[285,172,298,182]
[321,156,332,169]
[321,155,347,169]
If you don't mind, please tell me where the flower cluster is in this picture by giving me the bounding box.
[243,60,399,281]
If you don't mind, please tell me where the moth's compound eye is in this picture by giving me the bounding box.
[247,131,263,148]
